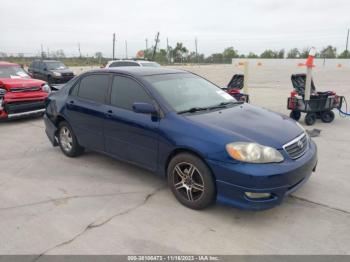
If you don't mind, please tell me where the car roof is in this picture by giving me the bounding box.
[89,67,187,77]
[0,61,20,67]
[32,60,61,63]
[107,60,158,64]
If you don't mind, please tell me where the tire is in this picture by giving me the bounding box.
[289,111,301,121]
[320,111,335,123]
[47,75,53,85]
[167,153,216,210]
[58,121,84,157]
[305,113,317,126]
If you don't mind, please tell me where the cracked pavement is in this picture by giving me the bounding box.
[1,63,350,255]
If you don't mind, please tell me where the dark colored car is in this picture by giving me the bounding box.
[0,61,50,119]
[44,67,317,211]
[28,60,75,87]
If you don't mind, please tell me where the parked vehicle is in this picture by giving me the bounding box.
[28,60,75,87]
[105,59,161,68]
[0,61,50,119]
[44,67,317,210]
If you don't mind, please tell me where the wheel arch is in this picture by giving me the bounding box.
[164,147,217,180]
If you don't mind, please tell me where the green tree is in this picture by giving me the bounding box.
[222,47,239,59]
[172,42,188,62]
[299,48,310,58]
[260,49,278,58]
[320,45,337,58]
[287,48,300,58]
[338,50,350,58]
[247,52,259,58]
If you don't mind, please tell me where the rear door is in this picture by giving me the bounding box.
[104,75,159,171]
[66,73,111,152]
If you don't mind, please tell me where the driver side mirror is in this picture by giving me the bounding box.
[132,102,157,114]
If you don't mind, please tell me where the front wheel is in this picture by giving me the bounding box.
[168,153,216,210]
[305,113,317,126]
[58,121,84,157]
[290,111,301,121]
[320,111,335,123]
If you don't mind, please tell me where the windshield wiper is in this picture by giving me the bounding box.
[208,101,244,110]
[178,107,209,114]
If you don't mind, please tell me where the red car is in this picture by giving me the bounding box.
[0,61,50,119]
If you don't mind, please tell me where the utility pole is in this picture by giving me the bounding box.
[346,28,349,54]
[112,33,116,60]
[47,47,50,58]
[78,42,82,58]
[195,37,198,65]
[125,40,128,59]
[152,32,160,60]
[145,38,148,50]
[166,37,170,63]
[41,44,44,59]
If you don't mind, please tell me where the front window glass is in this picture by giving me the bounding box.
[46,62,67,70]
[144,73,235,113]
[0,66,30,79]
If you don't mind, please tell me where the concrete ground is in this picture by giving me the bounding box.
[1,63,350,255]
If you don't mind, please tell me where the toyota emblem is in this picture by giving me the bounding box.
[297,140,304,148]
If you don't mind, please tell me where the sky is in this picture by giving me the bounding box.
[1,0,349,58]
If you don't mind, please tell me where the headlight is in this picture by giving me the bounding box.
[53,72,61,77]
[42,84,51,93]
[226,142,284,163]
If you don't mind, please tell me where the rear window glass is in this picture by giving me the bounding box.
[77,74,110,103]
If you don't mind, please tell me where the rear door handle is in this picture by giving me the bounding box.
[106,110,113,118]
[69,100,74,104]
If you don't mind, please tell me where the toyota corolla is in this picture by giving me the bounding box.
[44,67,317,210]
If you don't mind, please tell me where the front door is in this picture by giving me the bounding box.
[104,75,159,171]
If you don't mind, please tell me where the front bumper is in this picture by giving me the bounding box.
[0,92,47,119]
[51,76,74,84]
[207,140,318,210]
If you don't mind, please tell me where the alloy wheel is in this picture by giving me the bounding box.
[173,162,205,202]
[59,126,73,152]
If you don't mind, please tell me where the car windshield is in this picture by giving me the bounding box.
[0,66,30,79]
[144,73,237,113]
[46,62,67,70]
[140,62,160,67]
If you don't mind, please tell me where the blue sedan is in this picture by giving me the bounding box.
[44,67,317,210]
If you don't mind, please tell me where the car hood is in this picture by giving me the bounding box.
[0,78,46,90]
[185,103,303,149]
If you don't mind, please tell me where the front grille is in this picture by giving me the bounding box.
[4,100,45,114]
[61,73,74,77]
[10,86,41,92]
[283,133,308,159]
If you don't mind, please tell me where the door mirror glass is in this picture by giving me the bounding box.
[132,102,157,114]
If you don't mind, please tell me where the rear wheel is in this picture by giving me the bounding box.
[58,121,84,157]
[168,153,216,210]
[320,111,335,123]
[289,111,301,121]
[305,113,317,126]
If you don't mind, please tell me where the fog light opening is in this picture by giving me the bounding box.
[245,192,272,199]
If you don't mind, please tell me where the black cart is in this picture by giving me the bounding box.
[223,74,249,102]
[287,74,344,125]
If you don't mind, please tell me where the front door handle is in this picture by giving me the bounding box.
[69,100,74,104]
